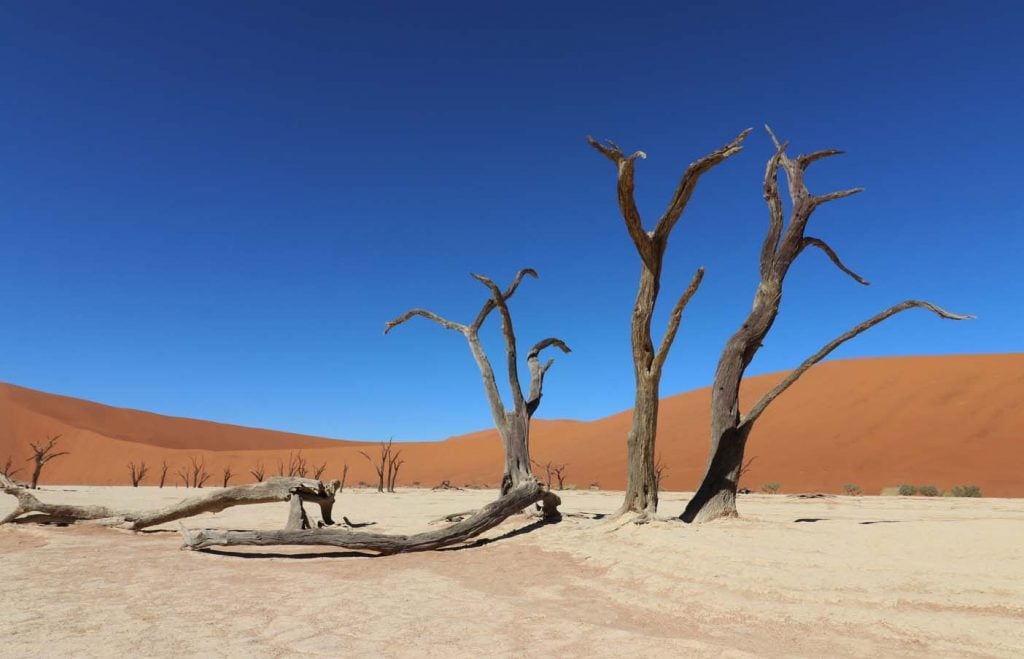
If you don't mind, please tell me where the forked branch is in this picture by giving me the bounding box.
[525,337,572,416]
[742,301,972,426]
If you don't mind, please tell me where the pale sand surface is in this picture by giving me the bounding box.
[2,487,1023,657]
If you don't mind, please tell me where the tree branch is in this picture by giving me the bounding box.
[525,338,572,416]
[800,237,870,285]
[653,128,751,243]
[652,267,705,374]
[587,136,652,263]
[472,272,526,411]
[384,309,467,335]
[741,300,973,426]
[814,187,864,206]
[470,268,538,330]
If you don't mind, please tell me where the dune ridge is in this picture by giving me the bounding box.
[2,353,1021,496]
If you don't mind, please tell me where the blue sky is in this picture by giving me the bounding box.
[1,1,1020,441]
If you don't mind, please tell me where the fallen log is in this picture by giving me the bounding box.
[180,479,555,555]
[1,477,340,530]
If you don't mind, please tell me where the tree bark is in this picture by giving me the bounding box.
[589,131,748,515]
[180,479,552,555]
[681,128,970,524]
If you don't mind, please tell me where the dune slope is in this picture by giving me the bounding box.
[1,354,1021,496]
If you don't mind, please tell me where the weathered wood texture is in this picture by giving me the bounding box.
[386,270,569,496]
[588,130,749,515]
[681,127,970,524]
[180,479,553,555]
[1,477,339,529]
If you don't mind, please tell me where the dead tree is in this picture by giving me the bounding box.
[313,461,328,480]
[128,461,148,487]
[532,460,554,488]
[179,479,551,554]
[386,450,404,493]
[27,435,69,489]
[359,439,392,493]
[189,456,210,488]
[654,455,667,491]
[589,130,749,515]
[2,477,341,529]
[681,128,971,524]
[339,463,349,492]
[176,465,190,488]
[386,269,570,498]
[221,465,234,488]
[250,461,265,483]
[552,464,568,490]
[158,460,169,488]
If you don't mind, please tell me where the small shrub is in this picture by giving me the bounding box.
[951,485,982,497]
[565,483,578,490]
[411,481,421,487]
[588,482,600,491]
[918,485,941,497]
[761,482,781,494]
[357,480,368,488]
[842,483,862,496]
[898,484,917,496]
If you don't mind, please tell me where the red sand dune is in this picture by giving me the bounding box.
[1,354,1022,496]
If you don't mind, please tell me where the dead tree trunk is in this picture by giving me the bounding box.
[180,479,551,555]
[2,477,339,529]
[27,435,69,489]
[158,460,169,488]
[681,127,971,524]
[360,440,391,492]
[386,269,569,508]
[589,130,749,515]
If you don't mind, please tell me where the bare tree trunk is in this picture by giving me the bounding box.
[589,131,749,515]
[180,479,551,555]
[681,128,970,524]
[27,435,68,489]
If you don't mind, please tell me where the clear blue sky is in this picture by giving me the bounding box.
[1,1,1020,441]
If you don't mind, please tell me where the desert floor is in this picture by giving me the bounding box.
[1,487,1022,658]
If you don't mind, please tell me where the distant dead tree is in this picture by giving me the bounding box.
[187,456,210,489]
[551,463,568,491]
[589,130,749,516]
[282,451,306,477]
[654,455,667,491]
[221,465,234,488]
[338,463,349,492]
[386,269,570,499]
[313,461,328,480]
[2,455,22,481]
[681,128,971,524]
[359,440,393,493]
[158,460,169,488]
[250,461,265,483]
[27,435,69,489]
[176,465,190,488]
[531,459,554,488]
[128,461,148,487]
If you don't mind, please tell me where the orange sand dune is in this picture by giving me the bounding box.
[2,354,1022,496]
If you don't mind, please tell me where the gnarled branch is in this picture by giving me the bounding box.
[384,309,467,335]
[800,237,869,285]
[586,136,652,263]
[653,128,751,243]
[525,337,572,416]
[742,300,972,426]
[472,272,526,412]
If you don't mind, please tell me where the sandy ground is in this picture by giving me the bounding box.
[2,487,1022,658]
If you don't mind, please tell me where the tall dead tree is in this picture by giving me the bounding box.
[385,269,570,495]
[27,435,69,489]
[189,456,210,488]
[250,461,265,483]
[158,460,169,488]
[681,128,970,524]
[221,465,234,488]
[386,450,404,493]
[589,130,750,515]
[128,461,148,487]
